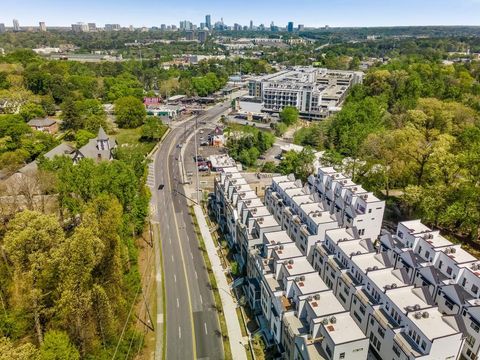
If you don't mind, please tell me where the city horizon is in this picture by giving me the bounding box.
[1,0,480,28]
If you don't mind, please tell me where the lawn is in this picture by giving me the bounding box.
[115,126,167,156]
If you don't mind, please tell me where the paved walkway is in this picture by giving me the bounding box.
[193,205,248,360]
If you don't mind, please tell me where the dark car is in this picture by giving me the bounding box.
[158,184,165,190]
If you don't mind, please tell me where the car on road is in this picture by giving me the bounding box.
[177,143,183,148]
[158,184,165,190]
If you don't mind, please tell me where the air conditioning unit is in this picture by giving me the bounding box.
[322,318,329,325]
[295,277,301,282]
[391,283,398,288]
[330,316,336,324]
[414,304,421,311]
[366,267,373,272]
[279,245,284,250]
[414,312,422,319]
[356,251,362,255]
[300,276,306,281]
[422,311,430,318]
[385,285,391,290]
[314,294,321,300]
[451,248,457,253]
[373,266,379,270]
[288,259,294,264]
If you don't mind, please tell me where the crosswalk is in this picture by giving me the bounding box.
[146,161,155,189]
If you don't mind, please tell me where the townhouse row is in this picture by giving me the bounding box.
[212,167,369,360]
[213,163,477,360]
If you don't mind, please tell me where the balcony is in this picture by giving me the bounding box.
[373,308,399,329]
[394,332,423,358]
[355,288,375,306]
[328,257,345,272]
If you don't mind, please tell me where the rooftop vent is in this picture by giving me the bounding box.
[414,312,422,319]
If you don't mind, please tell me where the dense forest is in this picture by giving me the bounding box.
[295,55,480,240]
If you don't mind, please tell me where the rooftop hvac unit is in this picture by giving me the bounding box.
[307,296,313,301]
[414,304,421,311]
[356,251,362,255]
[362,194,368,199]
[322,318,329,325]
[246,200,252,205]
[366,267,373,272]
[258,217,264,223]
[240,193,246,198]
[414,312,422,319]
[451,248,457,253]
[373,266,379,270]
[406,306,415,312]
[274,246,279,250]
[300,275,306,281]
[422,311,430,318]
[385,285,391,290]
[330,316,336,324]
[279,245,284,250]
[295,277,301,282]
[236,185,241,190]
[314,294,321,300]
[288,259,294,264]
[391,283,398,288]
[350,252,356,257]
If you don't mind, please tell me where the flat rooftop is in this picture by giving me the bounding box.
[282,257,315,277]
[386,286,432,314]
[294,273,329,296]
[368,268,409,292]
[440,246,477,264]
[352,252,391,273]
[337,239,374,257]
[256,213,279,226]
[322,312,367,345]
[273,243,303,261]
[407,308,459,340]
[307,291,345,318]
[400,220,431,235]
[264,231,294,246]
[326,228,356,244]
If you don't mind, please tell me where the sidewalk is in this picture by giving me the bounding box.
[193,205,248,360]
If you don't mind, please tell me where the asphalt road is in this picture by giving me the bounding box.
[150,102,231,360]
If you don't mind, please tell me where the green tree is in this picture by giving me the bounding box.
[114,96,146,128]
[39,331,79,360]
[0,337,39,360]
[141,117,167,141]
[279,106,299,126]
[278,148,315,181]
[74,129,96,148]
[19,103,47,122]
[3,211,65,345]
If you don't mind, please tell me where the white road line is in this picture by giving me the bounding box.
[178,326,182,339]
[190,252,194,260]
[200,295,203,304]
[171,255,174,263]
[177,298,179,308]
[195,271,198,279]
[174,274,176,283]
[204,322,208,334]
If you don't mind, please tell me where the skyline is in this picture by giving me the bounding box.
[1,0,480,28]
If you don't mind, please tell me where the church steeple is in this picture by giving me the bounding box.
[96,127,109,151]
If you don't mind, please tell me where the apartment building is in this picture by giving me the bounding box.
[248,67,363,120]
[266,171,465,359]
[213,158,474,359]
[213,165,368,359]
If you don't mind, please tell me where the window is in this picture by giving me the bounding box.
[439,261,443,269]
[421,340,427,350]
[462,278,467,287]
[392,345,401,357]
[398,231,404,239]
[425,251,430,259]
[339,353,345,359]
[447,266,452,275]
[472,284,479,295]
[378,327,385,338]
[470,321,480,333]
[368,209,372,213]
[418,246,422,254]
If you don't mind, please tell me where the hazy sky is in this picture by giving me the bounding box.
[2,0,480,28]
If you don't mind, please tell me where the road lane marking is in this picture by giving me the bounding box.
[171,255,174,263]
[200,295,203,304]
[204,322,208,335]
[157,313,163,324]
[177,298,179,308]
[195,271,198,279]
[174,274,176,283]
[179,326,182,339]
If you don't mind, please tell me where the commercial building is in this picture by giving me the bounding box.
[287,22,294,32]
[13,19,20,32]
[0,24,6,33]
[39,22,46,32]
[105,24,121,31]
[71,22,89,32]
[88,23,97,31]
[205,14,212,30]
[248,67,363,120]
